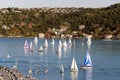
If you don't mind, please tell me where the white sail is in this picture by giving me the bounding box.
[38,45,43,52]
[59,40,62,47]
[30,42,34,51]
[84,51,92,66]
[87,38,91,46]
[60,64,64,73]
[44,39,48,47]
[56,45,62,58]
[51,38,55,45]
[13,58,18,70]
[87,35,92,46]
[24,40,29,49]
[34,37,38,44]
[70,57,78,72]
[28,62,32,74]
[6,54,11,58]
[63,40,67,47]
[56,45,62,53]
[68,38,72,45]
[44,57,48,74]
[28,69,32,74]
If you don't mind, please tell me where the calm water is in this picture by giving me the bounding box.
[0,38,120,80]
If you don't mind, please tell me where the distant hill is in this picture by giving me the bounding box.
[0,3,120,39]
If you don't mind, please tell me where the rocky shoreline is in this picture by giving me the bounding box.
[0,66,37,80]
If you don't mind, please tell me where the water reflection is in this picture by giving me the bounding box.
[87,45,91,52]
[60,73,64,80]
[52,45,55,54]
[44,47,48,55]
[24,48,29,56]
[38,52,44,56]
[57,53,62,59]
[70,71,78,80]
[83,69,92,80]
[35,54,41,79]
[63,47,67,52]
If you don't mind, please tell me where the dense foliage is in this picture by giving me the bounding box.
[0,3,120,38]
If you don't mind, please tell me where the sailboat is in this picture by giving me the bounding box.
[56,45,62,58]
[44,57,48,74]
[44,39,48,48]
[68,38,72,46]
[60,64,64,73]
[38,45,44,52]
[56,45,62,54]
[70,57,78,72]
[13,58,18,70]
[86,35,92,46]
[28,62,32,74]
[6,54,11,59]
[34,36,38,44]
[80,51,92,69]
[62,40,67,48]
[58,40,62,47]
[51,38,55,46]
[24,40,29,49]
[30,42,34,52]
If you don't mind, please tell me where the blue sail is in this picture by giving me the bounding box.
[84,51,92,66]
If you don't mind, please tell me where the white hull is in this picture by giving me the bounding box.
[70,69,78,72]
[80,66,92,70]
[44,68,48,74]
[38,50,43,52]
[38,46,44,52]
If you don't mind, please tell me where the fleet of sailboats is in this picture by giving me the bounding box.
[22,37,93,78]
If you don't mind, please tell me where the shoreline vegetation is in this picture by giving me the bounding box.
[0,3,120,39]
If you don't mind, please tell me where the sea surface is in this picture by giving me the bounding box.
[0,38,120,80]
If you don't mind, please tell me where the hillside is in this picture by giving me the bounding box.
[0,3,120,39]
